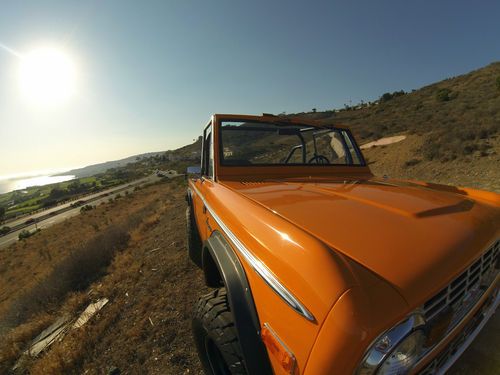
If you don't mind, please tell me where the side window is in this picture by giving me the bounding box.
[202,124,214,178]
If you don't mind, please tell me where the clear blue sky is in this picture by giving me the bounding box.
[1,0,499,176]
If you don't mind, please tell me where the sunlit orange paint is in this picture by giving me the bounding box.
[189,114,500,374]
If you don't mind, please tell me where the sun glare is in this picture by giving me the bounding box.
[19,47,76,107]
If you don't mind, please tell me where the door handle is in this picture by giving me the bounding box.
[203,205,207,214]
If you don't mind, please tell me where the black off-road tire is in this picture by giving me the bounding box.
[192,288,246,375]
[186,206,202,267]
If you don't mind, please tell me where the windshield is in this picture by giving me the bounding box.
[220,121,365,166]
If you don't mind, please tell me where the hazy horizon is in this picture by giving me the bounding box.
[2,0,500,177]
[0,148,168,181]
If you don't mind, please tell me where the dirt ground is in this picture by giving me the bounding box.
[0,173,498,374]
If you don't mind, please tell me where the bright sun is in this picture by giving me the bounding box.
[19,47,76,107]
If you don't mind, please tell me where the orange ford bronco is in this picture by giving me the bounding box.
[185,114,499,375]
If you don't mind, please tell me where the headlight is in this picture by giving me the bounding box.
[377,330,425,374]
[357,314,426,375]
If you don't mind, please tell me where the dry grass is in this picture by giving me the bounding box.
[0,186,165,321]
[2,224,129,330]
[24,180,205,375]
[0,181,178,373]
[296,62,500,163]
[363,133,500,192]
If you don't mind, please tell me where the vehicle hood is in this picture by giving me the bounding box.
[222,178,500,306]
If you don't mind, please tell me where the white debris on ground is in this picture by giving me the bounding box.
[27,316,71,357]
[12,298,109,371]
[360,135,407,149]
[72,298,109,329]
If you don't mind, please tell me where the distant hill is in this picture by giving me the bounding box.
[57,137,202,179]
[59,151,165,178]
[287,62,500,191]
[292,62,500,162]
[164,136,201,161]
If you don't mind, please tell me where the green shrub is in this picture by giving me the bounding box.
[380,90,405,102]
[381,92,392,102]
[436,88,452,102]
[0,226,11,236]
[18,229,32,240]
[80,204,94,213]
[496,76,500,91]
[463,143,479,155]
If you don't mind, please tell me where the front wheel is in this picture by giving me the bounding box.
[192,288,247,375]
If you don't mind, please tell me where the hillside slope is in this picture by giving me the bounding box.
[61,152,165,178]
[293,62,500,191]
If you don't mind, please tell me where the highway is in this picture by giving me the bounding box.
[0,174,161,250]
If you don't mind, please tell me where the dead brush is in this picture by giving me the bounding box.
[139,213,161,232]
[2,225,130,330]
[130,205,168,241]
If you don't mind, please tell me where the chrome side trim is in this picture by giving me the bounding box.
[189,184,315,322]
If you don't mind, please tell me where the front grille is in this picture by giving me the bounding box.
[423,240,499,324]
[419,290,497,375]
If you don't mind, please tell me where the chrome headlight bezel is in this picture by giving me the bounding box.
[356,313,426,375]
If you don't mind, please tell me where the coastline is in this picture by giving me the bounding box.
[0,174,75,195]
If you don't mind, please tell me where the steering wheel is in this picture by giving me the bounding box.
[308,155,330,164]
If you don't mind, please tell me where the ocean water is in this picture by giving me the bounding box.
[0,174,75,194]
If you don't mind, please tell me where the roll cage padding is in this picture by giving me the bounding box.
[204,231,273,375]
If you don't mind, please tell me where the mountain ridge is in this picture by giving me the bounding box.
[57,151,166,178]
